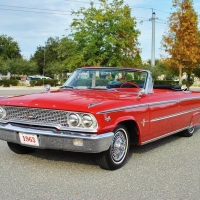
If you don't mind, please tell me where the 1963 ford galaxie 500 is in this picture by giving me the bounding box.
[0,67,199,170]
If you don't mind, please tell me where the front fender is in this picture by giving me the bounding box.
[114,116,136,127]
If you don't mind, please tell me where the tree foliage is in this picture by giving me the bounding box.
[69,0,140,67]
[0,35,22,61]
[56,37,79,72]
[162,0,200,85]
[142,59,178,81]
[31,37,62,76]
[0,58,38,76]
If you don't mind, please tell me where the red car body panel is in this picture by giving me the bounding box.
[1,88,200,145]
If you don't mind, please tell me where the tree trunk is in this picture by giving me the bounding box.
[179,67,182,85]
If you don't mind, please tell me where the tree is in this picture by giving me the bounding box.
[162,0,200,86]
[0,35,22,60]
[69,0,140,67]
[2,58,38,76]
[31,37,62,76]
[56,37,79,72]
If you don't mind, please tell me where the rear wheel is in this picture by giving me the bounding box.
[96,124,130,170]
[179,126,195,137]
[7,142,36,154]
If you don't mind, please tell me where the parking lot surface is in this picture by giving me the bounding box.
[0,126,199,200]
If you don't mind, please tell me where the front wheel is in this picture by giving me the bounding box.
[7,142,36,154]
[96,124,130,170]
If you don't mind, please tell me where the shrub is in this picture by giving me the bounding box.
[10,76,21,80]
[34,79,59,86]
[154,80,179,85]
[0,79,19,87]
[30,81,36,87]
[9,79,19,86]
[182,80,194,88]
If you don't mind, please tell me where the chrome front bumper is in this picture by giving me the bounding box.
[0,123,114,153]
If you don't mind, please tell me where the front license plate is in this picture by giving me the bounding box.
[19,133,39,146]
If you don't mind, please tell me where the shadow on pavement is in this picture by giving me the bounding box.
[29,126,200,168]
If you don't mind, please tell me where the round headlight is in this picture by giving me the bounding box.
[82,114,93,127]
[0,107,6,119]
[68,113,79,127]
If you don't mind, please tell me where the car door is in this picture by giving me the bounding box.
[147,92,181,139]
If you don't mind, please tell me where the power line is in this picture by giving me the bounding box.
[0,7,168,22]
[130,6,153,10]
[0,3,169,23]
[154,8,171,14]
[0,4,71,13]
[0,8,168,25]
[0,8,72,15]
[0,3,170,21]
[0,3,171,15]
[65,0,100,3]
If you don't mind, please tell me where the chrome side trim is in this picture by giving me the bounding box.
[151,107,200,122]
[180,97,200,102]
[149,100,178,106]
[97,104,149,114]
[98,96,200,115]
[97,100,177,114]
[141,127,188,145]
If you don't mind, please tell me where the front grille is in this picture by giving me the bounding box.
[1,106,69,127]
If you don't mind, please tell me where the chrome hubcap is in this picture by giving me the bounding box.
[188,126,194,134]
[111,129,127,163]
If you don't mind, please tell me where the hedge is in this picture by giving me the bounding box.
[30,79,59,86]
[154,80,179,85]
[0,79,19,87]
[154,80,194,87]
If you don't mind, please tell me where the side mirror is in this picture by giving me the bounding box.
[43,84,51,93]
[136,89,145,98]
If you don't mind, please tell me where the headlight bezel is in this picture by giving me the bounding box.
[0,107,6,119]
[81,114,95,128]
[68,113,81,127]
[67,112,97,129]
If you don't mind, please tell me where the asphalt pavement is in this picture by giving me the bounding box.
[0,127,199,199]
[0,86,59,96]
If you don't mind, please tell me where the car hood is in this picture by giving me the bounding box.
[0,89,139,113]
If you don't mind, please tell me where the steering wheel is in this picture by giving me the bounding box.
[120,82,140,89]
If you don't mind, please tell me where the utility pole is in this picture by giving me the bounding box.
[43,47,45,77]
[43,46,45,86]
[150,11,156,67]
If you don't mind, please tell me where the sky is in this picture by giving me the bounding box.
[1,0,200,61]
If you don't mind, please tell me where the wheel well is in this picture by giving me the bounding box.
[118,120,139,145]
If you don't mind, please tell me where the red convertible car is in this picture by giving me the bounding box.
[0,67,199,170]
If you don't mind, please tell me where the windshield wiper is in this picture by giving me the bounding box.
[87,87,107,90]
[59,86,75,89]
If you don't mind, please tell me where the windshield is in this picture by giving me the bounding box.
[63,67,150,93]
